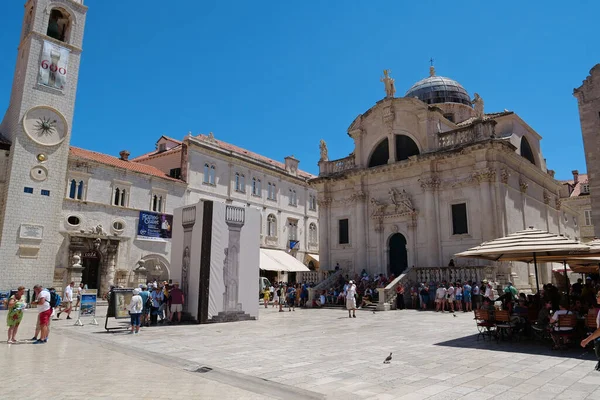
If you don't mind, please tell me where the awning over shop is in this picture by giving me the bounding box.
[259,249,311,272]
[307,254,319,263]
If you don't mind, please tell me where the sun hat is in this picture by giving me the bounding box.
[133,288,140,295]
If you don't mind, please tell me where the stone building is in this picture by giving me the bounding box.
[312,67,579,290]
[574,64,600,237]
[560,170,595,242]
[132,133,319,282]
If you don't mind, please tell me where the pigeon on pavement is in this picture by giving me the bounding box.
[383,352,392,364]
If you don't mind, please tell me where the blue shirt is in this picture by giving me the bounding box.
[140,290,150,309]
[151,290,163,307]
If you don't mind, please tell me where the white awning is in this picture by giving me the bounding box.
[259,249,310,272]
[307,253,319,262]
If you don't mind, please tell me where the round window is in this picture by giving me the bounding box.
[67,215,80,226]
[112,221,125,231]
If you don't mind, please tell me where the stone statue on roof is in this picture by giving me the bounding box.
[472,93,484,118]
[319,139,328,161]
[380,69,396,98]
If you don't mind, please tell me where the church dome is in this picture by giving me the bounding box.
[405,67,471,106]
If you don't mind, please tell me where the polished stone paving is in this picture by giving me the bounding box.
[3,306,600,399]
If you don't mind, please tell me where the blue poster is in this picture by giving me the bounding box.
[80,293,97,317]
[137,211,173,240]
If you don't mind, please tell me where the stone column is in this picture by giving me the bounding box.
[355,191,368,271]
[419,176,440,267]
[67,252,84,286]
[474,168,496,242]
[519,177,529,229]
[224,205,245,312]
[318,197,331,268]
[374,217,384,274]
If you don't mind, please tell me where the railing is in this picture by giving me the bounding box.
[438,129,475,148]
[378,269,411,311]
[306,269,345,307]
[412,266,487,285]
[319,155,356,176]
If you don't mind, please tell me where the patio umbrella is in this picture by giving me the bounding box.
[455,227,590,293]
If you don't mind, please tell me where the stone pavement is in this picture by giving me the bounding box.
[4,306,600,399]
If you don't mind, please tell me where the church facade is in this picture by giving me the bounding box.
[312,67,579,290]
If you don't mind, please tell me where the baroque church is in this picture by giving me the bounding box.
[0,0,318,294]
[312,67,579,290]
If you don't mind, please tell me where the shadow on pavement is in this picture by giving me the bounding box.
[434,333,597,360]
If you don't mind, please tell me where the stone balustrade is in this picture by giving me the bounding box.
[306,269,345,307]
[318,155,356,176]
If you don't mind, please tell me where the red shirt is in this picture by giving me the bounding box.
[170,288,184,304]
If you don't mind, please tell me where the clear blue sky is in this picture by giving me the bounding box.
[0,1,596,180]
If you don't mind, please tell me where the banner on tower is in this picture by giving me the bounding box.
[38,41,70,91]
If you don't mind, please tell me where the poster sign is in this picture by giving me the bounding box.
[112,288,134,319]
[80,290,97,317]
[137,211,173,241]
[38,41,70,90]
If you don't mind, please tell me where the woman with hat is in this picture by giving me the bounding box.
[127,288,143,335]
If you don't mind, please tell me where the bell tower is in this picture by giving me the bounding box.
[0,0,88,289]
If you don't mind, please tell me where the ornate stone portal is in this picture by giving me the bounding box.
[67,235,120,295]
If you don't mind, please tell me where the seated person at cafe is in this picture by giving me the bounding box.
[549,301,574,348]
[481,297,495,319]
[534,300,552,330]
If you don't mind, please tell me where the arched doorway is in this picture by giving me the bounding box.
[139,255,171,283]
[82,248,101,289]
[388,233,408,276]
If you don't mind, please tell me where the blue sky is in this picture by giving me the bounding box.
[0,0,596,180]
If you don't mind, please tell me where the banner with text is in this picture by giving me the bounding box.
[137,211,173,241]
[38,41,70,90]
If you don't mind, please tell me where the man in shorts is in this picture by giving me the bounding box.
[346,280,357,318]
[58,281,74,319]
[32,285,52,344]
[169,282,184,324]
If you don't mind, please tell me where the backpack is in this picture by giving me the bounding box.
[50,292,61,308]
[276,289,281,297]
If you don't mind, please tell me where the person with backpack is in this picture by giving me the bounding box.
[139,285,151,327]
[49,287,62,320]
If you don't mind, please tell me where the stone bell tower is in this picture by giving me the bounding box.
[0,0,88,289]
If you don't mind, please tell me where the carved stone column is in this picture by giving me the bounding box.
[224,206,245,312]
[519,176,529,229]
[374,217,384,273]
[354,190,368,271]
[419,176,440,267]
[474,168,496,242]
[181,205,197,313]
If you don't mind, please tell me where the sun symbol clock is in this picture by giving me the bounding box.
[23,106,68,146]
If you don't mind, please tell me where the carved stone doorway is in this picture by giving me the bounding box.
[82,256,100,289]
[388,233,408,276]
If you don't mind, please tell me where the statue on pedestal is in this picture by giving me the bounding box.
[319,139,328,161]
[472,93,484,118]
[380,69,396,98]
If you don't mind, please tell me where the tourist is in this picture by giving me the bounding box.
[463,281,472,312]
[150,286,163,325]
[484,281,495,303]
[57,281,74,320]
[127,288,143,334]
[410,285,418,309]
[454,283,463,312]
[446,283,455,313]
[346,280,357,318]
[580,293,600,371]
[435,284,447,312]
[262,286,270,308]
[572,278,583,296]
[32,285,51,344]
[169,282,184,323]
[420,284,429,310]
[161,281,170,321]
[74,282,84,311]
[396,284,405,310]
[6,286,26,344]
[287,284,296,312]
[472,282,481,309]
[139,285,151,327]
[273,285,280,309]
[549,301,574,349]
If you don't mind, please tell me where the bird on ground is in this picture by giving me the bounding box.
[383,353,392,364]
[453,314,457,318]
[372,311,376,314]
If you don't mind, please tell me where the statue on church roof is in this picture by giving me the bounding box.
[380,69,396,98]
[472,93,484,118]
[319,139,328,161]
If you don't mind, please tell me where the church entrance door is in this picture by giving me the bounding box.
[82,250,101,290]
[389,233,408,276]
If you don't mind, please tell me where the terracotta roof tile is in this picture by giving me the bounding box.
[130,144,181,162]
[193,134,315,179]
[69,147,182,182]
[560,174,589,197]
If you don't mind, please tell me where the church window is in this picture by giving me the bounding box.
[41,189,50,196]
[368,138,389,168]
[151,190,167,213]
[309,195,317,211]
[47,9,71,43]
[288,189,297,206]
[67,177,87,200]
[451,203,468,235]
[395,135,420,162]
[267,182,277,200]
[67,215,81,227]
[267,214,277,237]
[309,223,318,244]
[252,177,262,196]
[287,219,298,241]
[443,113,455,123]
[112,220,125,232]
[235,173,246,193]
[113,185,129,207]
[24,187,33,194]
[338,219,349,244]
[585,210,592,226]
[520,137,536,165]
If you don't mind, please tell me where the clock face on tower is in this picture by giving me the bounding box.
[22,106,68,146]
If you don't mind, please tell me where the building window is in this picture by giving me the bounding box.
[309,195,317,211]
[309,223,317,244]
[339,219,349,244]
[24,187,33,194]
[203,164,216,185]
[169,168,181,179]
[582,183,590,194]
[267,214,277,237]
[41,189,50,196]
[158,143,167,152]
[287,219,298,241]
[252,177,262,197]
[47,8,71,43]
[67,179,85,200]
[267,182,277,200]
[113,186,128,207]
[585,210,592,226]
[288,189,297,206]
[235,173,246,193]
[151,193,165,213]
[67,215,81,227]
[451,203,468,235]
[520,137,536,165]
[443,113,454,123]
[112,220,126,234]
